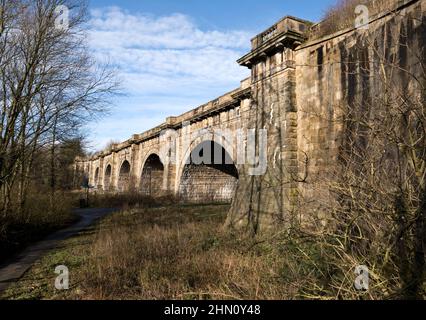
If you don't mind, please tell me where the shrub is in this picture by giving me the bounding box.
[0,191,76,262]
[311,0,393,39]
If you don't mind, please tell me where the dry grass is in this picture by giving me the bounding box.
[78,205,298,300]
[3,204,324,300]
[86,191,175,209]
[6,201,420,300]
[5,200,421,300]
[0,191,77,263]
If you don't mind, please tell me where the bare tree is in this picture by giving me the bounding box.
[0,0,118,221]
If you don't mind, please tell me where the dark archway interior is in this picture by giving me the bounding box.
[94,168,100,187]
[104,165,112,190]
[118,160,131,192]
[140,154,164,196]
[179,141,239,203]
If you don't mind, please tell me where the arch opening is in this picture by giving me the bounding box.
[179,141,239,203]
[140,154,164,197]
[118,160,131,192]
[104,165,112,190]
[94,167,100,188]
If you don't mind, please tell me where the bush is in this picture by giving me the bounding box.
[311,0,392,39]
[0,191,76,263]
[85,191,179,209]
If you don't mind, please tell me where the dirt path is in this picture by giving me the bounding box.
[0,208,116,294]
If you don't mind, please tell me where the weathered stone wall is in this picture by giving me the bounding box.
[179,164,239,203]
[227,0,425,231]
[293,0,425,224]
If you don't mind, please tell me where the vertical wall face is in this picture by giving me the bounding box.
[294,36,346,220]
[94,168,100,187]
[294,0,426,222]
[227,1,425,231]
[179,165,239,203]
[75,83,249,197]
[228,17,310,232]
[228,60,299,229]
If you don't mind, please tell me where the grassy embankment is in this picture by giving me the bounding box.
[2,201,320,300]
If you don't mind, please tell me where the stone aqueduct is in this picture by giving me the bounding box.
[76,77,252,203]
[76,0,425,228]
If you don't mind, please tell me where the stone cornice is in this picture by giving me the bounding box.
[238,31,306,68]
[231,87,251,101]
[238,16,312,68]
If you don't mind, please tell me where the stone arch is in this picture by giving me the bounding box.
[178,138,239,203]
[118,160,131,192]
[82,170,89,188]
[82,165,89,182]
[104,164,112,190]
[177,130,236,183]
[94,167,100,187]
[140,153,164,196]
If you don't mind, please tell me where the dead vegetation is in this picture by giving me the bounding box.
[298,3,426,299]
[79,205,296,300]
[3,198,425,300]
[310,0,395,39]
[2,204,328,300]
[2,0,425,301]
[0,191,76,263]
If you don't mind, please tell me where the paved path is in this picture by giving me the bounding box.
[0,208,116,294]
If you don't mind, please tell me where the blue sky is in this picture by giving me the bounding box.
[85,0,338,151]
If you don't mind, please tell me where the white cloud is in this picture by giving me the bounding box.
[89,7,249,50]
[88,7,251,95]
[86,115,166,152]
[86,7,252,149]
